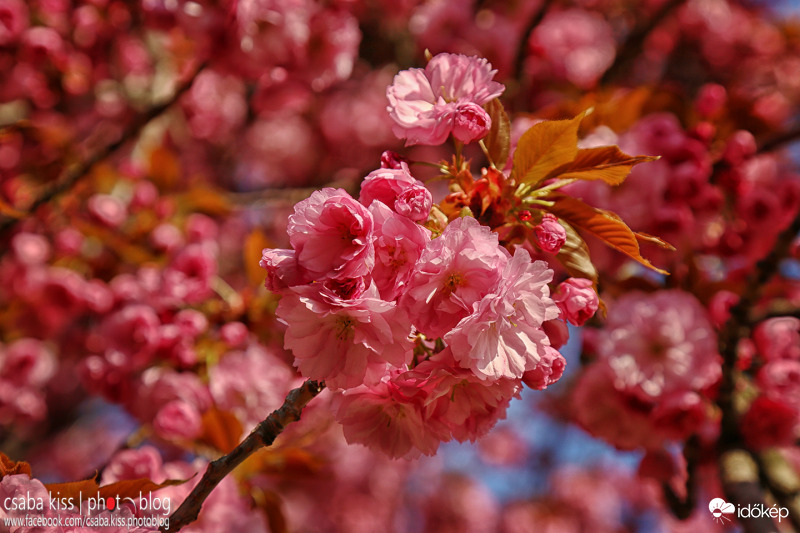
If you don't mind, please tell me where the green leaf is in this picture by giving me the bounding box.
[543,146,659,186]
[512,111,587,186]
[544,193,669,275]
[483,99,511,169]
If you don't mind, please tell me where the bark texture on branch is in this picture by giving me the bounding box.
[162,379,324,533]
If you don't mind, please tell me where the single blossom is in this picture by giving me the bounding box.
[552,277,598,326]
[278,281,413,390]
[333,375,446,459]
[288,188,374,281]
[401,216,509,339]
[445,248,560,381]
[534,214,567,253]
[597,290,721,400]
[386,53,504,145]
[359,165,432,222]
[369,201,430,301]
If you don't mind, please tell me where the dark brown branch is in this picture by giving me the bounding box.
[600,0,687,86]
[717,208,800,444]
[662,435,699,520]
[755,451,800,533]
[0,61,207,236]
[757,125,800,154]
[713,206,800,532]
[162,379,324,533]
[720,451,779,533]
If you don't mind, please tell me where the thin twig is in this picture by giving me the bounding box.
[162,379,324,532]
[714,208,800,532]
[662,435,699,520]
[0,61,208,236]
[600,0,687,86]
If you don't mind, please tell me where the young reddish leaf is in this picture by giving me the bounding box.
[512,110,587,186]
[483,99,511,169]
[543,146,659,186]
[200,408,244,454]
[544,193,669,275]
[554,220,598,285]
[1,452,32,479]
[245,229,271,287]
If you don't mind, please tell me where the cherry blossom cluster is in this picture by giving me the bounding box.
[261,53,600,458]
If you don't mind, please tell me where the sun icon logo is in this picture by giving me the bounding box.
[708,498,735,524]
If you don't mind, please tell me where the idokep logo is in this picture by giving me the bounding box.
[708,497,790,524]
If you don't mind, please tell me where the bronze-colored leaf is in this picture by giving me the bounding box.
[148,146,180,190]
[544,146,659,186]
[635,231,676,251]
[179,186,231,216]
[483,99,511,169]
[545,193,669,275]
[200,408,244,454]
[512,111,587,186]
[1,452,32,479]
[44,479,99,500]
[245,229,271,287]
[554,220,598,285]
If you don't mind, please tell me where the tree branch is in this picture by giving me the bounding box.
[0,61,207,236]
[600,0,687,86]
[714,207,800,532]
[162,379,325,533]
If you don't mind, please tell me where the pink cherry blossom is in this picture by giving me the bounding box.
[401,216,509,339]
[333,376,445,459]
[288,188,375,281]
[410,351,522,442]
[553,277,599,326]
[445,248,560,381]
[152,399,203,441]
[386,53,504,145]
[369,201,430,301]
[359,164,432,222]
[278,281,412,389]
[533,214,567,253]
[597,290,721,400]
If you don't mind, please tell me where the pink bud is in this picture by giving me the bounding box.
[452,102,491,143]
[722,130,756,165]
[694,83,727,118]
[219,322,248,347]
[380,150,408,169]
[553,277,598,326]
[534,214,566,253]
[88,194,127,228]
[152,400,203,441]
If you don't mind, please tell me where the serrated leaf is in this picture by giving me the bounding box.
[543,146,659,186]
[484,99,510,168]
[512,111,587,186]
[1,452,32,479]
[554,220,598,285]
[545,193,669,275]
[245,229,271,287]
[635,231,676,251]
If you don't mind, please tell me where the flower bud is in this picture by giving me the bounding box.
[534,214,566,253]
[553,277,598,326]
